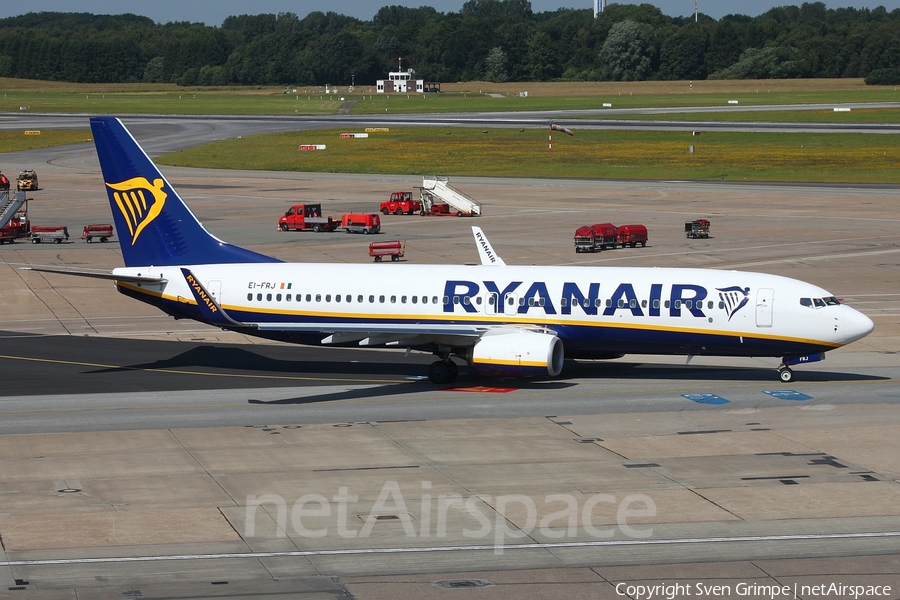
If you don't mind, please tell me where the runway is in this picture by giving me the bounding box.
[0,114,898,598]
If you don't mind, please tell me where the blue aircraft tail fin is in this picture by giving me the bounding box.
[90,117,280,267]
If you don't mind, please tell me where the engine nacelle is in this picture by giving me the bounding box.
[467,330,564,378]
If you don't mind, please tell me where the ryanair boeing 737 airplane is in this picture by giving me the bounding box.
[34,117,874,384]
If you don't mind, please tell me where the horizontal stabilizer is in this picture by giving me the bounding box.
[20,266,167,284]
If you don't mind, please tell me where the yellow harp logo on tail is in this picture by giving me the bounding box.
[106,177,167,245]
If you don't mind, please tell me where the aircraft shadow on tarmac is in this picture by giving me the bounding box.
[87,345,885,389]
[563,360,887,383]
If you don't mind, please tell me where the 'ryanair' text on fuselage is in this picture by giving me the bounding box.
[442,280,751,319]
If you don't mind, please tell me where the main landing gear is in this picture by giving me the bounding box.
[428,359,459,384]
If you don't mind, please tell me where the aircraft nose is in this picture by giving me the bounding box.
[840,306,874,343]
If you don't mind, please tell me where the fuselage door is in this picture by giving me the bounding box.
[756,288,774,328]
[207,280,222,302]
[484,292,500,315]
[504,293,519,315]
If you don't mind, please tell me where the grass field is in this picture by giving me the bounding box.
[156,127,900,184]
[3,77,899,183]
[3,76,899,117]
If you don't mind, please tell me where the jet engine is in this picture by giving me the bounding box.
[467,330,564,378]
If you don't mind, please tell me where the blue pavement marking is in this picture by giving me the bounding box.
[682,393,730,405]
[763,390,812,401]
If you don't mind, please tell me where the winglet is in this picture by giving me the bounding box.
[472,227,505,266]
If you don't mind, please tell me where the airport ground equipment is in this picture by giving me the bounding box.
[0,190,30,244]
[421,176,481,216]
[616,224,648,248]
[278,203,339,232]
[369,239,404,261]
[342,213,381,234]
[685,219,711,239]
[31,225,68,244]
[380,191,421,215]
[82,224,114,243]
[574,223,618,253]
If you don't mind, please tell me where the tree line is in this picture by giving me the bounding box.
[0,1,898,86]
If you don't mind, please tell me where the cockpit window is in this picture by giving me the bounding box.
[801,296,842,308]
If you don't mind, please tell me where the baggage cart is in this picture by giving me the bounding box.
[82,223,114,243]
[31,225,69,244]
[369,240,404,262]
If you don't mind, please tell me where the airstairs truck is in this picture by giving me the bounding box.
[421,176,481,217]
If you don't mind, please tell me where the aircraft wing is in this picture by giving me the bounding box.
[252,321,487,347]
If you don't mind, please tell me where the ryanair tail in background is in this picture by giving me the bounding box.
[90,117,280,267]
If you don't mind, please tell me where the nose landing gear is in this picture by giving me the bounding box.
[778,366,794,383]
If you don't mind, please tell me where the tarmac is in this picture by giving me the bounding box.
[0,167,898,598]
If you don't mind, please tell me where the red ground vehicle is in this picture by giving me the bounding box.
[574,223,618,253]
[369,240,404,262]
[279,204,339,232]
[0,210,29,244]
[82,223,114,243]
[616,224,648,248]
[341,213,381,234]
[380,192,422,215]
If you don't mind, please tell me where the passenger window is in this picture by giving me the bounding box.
[539,298,545,307]
[718,301,725,309]
[434,296,440,304]
[707,301,713,309]
[391,295,397,303]
[257,293,262,301]
[423,296,429,304]
[583,299,590,308]
[528,298,535,307]
[617,299,625,308]
[369,295,375,303]
[653,299,660,309]
[276,294,282,301]
[606,299,612,308]
[379,295,385,303]
[358,295,363,303]
[684,300,692,309]
[401,295,407,303]
[247,293,253,301]
[443,296,450,304]
[475,296,482,305]
[266,293,272,301]
[560,298,568,307]
[665,300,670,308]
[519,297,526,306]
[629,299,637,308]
[316,294,321,302]
[335,295,341,303]
[674,300,681,309]
[306,294,311,302]
[286,294,292,301]
[412,296,418,304]
[463,296,471,305]
[453,297,460,305]
[641,300,647,308]
[326,294,331,302]
[595,298,602,307]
